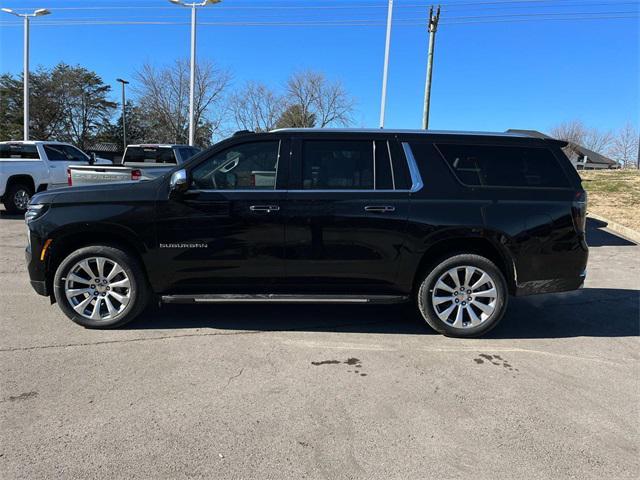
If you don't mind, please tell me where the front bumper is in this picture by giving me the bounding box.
[25,243,49,297]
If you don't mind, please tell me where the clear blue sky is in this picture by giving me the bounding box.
[1,0,638,135]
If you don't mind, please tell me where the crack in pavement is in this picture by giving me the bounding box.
[222,367,245,391]
[0,320,389,353]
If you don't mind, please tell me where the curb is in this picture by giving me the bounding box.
[587,212,640,245]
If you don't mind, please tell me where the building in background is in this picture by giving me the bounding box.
[507,129,620,170]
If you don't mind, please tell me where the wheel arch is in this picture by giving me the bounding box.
[6,174,36,192]
[45,225,150,301]
[411,233,517,295]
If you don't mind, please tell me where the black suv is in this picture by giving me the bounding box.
[25,129,588,337]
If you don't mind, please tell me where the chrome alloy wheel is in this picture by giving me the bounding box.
[14,189,30,211]
[64,257,132,321]
[431,266,498,329]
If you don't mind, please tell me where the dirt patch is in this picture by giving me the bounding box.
[580,170,640,232]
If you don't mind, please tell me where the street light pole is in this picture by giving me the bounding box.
[379,0,394,129]
[189,5,197,146]
[1,8,51,141]
[116,78,129,152]
[23,15,29,140]
[168,0,221,146]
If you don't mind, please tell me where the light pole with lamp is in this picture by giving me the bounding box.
[116,78,129,153]
[168,0,221,146]
[1,7,51,141]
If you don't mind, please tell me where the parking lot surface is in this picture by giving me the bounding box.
[1,211,638,480]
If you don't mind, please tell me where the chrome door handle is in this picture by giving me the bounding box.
[249,205,280,213]
[364,205,395,213]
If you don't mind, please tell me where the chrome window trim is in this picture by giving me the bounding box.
[372,140,377,189]
[186,188,410,194]
[387,140,396,190]
[185,141,422,194]
[401,142,424,193]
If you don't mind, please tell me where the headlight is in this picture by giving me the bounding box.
[25,204,48,223]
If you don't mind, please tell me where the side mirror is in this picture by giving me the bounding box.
[169,169,189,198]
[89,152,97,165]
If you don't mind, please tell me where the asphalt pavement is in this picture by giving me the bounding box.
[1,212,638,480]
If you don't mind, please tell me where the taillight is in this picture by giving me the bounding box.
[572,191,587,234]
[67,168,72,186]
[131,169,142,181]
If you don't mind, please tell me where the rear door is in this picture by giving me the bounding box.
[41,144,89,187]
[283,135,411,295]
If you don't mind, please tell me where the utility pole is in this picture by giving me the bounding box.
[1,8,51,140]
[422,5,440,130]
[168,0,221,146]
[379,0,394,128]
[116,78,129,152]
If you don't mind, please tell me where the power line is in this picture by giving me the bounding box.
[3,0,638,12]
[1,14,636,27]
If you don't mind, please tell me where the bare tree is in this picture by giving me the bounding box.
[134,59,231,146]
[284,70,354,128]
[610,122,639,168]
[229,81,285,132]
[550,119,613,154]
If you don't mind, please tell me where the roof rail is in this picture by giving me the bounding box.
[233,130,254,137]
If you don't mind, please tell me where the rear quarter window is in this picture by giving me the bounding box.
[436,144,570,188]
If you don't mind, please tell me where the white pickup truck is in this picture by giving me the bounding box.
[68,144,201,187]
[0,141,112,213]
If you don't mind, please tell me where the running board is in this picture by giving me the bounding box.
[161,294,409,305]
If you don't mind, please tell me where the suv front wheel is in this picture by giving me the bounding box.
[53,245,150,328]
[417,253,508,337]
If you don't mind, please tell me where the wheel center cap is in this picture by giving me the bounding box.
[96,283,107,293]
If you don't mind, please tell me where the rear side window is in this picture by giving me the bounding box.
[436,144,569,188]
[124,147,176,164]
[374,140,394,190]
[302,140,373,190]
[0,144,39,159]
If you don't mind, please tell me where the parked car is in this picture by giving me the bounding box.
[0,141,112,213]
[25,129,588,337]
[67,144,201,186]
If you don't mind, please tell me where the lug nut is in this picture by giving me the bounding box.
[106,286,110,290]
[90,284,95,289]
[462,301,466,306]
[467,289,471,294]
[454,291,458,296]
[468,297,472,301]
[455,299,459,303]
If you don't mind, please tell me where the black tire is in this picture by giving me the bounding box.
[3,182,33,214]
[417,253,508,338]
[53,245,150,329]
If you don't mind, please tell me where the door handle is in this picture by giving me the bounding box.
[364,205,395,213]
[249,205,280,213]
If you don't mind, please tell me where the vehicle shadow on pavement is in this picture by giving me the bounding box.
[0,211,24,220]
[125,287,639,339]
[586,218,637,247]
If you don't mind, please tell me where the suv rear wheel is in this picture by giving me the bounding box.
[53,245,150,328]
[3,182,33,214]
[417,253,508,337]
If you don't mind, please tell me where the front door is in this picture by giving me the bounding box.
[154,139,287,294]
[283,137,411,295]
